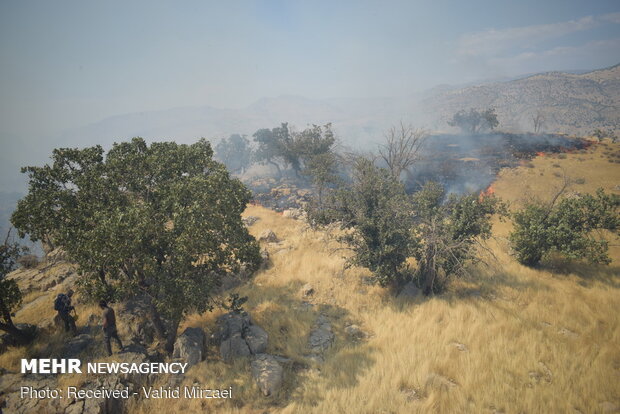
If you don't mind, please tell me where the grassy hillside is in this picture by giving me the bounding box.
[2,140,619,413]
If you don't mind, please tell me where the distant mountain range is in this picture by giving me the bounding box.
[54,64,619,153]
[421,64,620,136]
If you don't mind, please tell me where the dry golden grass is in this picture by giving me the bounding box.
[3,140,619,413]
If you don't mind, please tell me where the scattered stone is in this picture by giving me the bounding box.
[450,342,468,352]
[258,229,279,243]
[558,327,579,338]
[251,354,283,397]
[282,208,303,219]
[400,387,420,402]
[245,325,269,354]
[425,373,458,391]
[173,327,206,367]
[63,334,94,358]
[344,324,365,340]
[242,216,260,226]
[301,283,315,297]
[308,315,334,354]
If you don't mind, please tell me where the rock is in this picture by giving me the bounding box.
[244,325,269,354]
[282,208,304,219]
[258,229,279,243]
[173,327,206,367]
[220,334,251,362]
[558,327,579,338]
[216,312,251,342]
[425,373,458,391]
[398,281,421,299]
[308,315,334,353]
[344,324,365,340]
[251,354,283,396]
[450,342,468,352]
[63,334,94,358]
[242,216,260,226]
[301,283,314,297]
[259,248,270,269]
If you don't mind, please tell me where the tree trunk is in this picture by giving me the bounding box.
[0,318,33,344]
[164,318,180,355]
[147,301,167,343]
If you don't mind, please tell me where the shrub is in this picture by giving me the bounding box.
[510,189,620,266]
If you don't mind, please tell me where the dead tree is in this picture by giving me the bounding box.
[532,110,545,133]
[378,122,428,180]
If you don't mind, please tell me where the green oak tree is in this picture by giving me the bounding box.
[12,138,261,352]
[510,189,620,266]
[0,231,31,342]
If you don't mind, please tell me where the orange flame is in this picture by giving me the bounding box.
[479,184,495,201]
[536,152,545,157]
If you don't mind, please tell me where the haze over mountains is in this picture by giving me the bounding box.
[54,64,619,149]
[1,64,619,197]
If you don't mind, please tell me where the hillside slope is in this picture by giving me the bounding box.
[423,64,620,136]
[1,141,619,413]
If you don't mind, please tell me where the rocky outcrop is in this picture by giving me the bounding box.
[217,312,269,362]
[308,314,334,354]
[173,327,206,367]
[244,325,269,354]
[258,229,279,243]
[242,216,260,227]
[251,354,283,396]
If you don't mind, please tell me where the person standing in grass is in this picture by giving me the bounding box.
[54,289,77,334]
[99,300,123,356]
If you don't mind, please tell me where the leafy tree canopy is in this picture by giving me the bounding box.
[0,232,29,340]
[411,182,504,294]
[448,108,499,134]
[12,138,261,351]
[214,134,253,173]
[510,189,620,266]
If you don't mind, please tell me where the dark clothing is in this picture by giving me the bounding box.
[55,294,76,334]
[102,307,116,330]
[101,306,122,355]
[103,326,123,356]
[60,312,77,334]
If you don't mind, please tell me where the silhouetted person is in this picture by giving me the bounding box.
[54,289,77,334]
[99,300,123,356]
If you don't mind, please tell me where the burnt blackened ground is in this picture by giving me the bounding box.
[405,133,592,194]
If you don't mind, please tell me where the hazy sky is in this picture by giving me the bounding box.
[1,0,619,140]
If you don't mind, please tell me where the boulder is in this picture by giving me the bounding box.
[344,324,365,340]
[220,334,251,362]
[216,312,251,342]
[244,325,269,354]
[300,283,314,297]
[251,354,283,396]
[242,216,260,227]
[258,229,279,243]
[308,315,334,354]
[63,334,94,358]
[172,327,206,367]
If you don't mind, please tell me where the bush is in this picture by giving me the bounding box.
[510,189,620,266]
[310,157,414,287]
